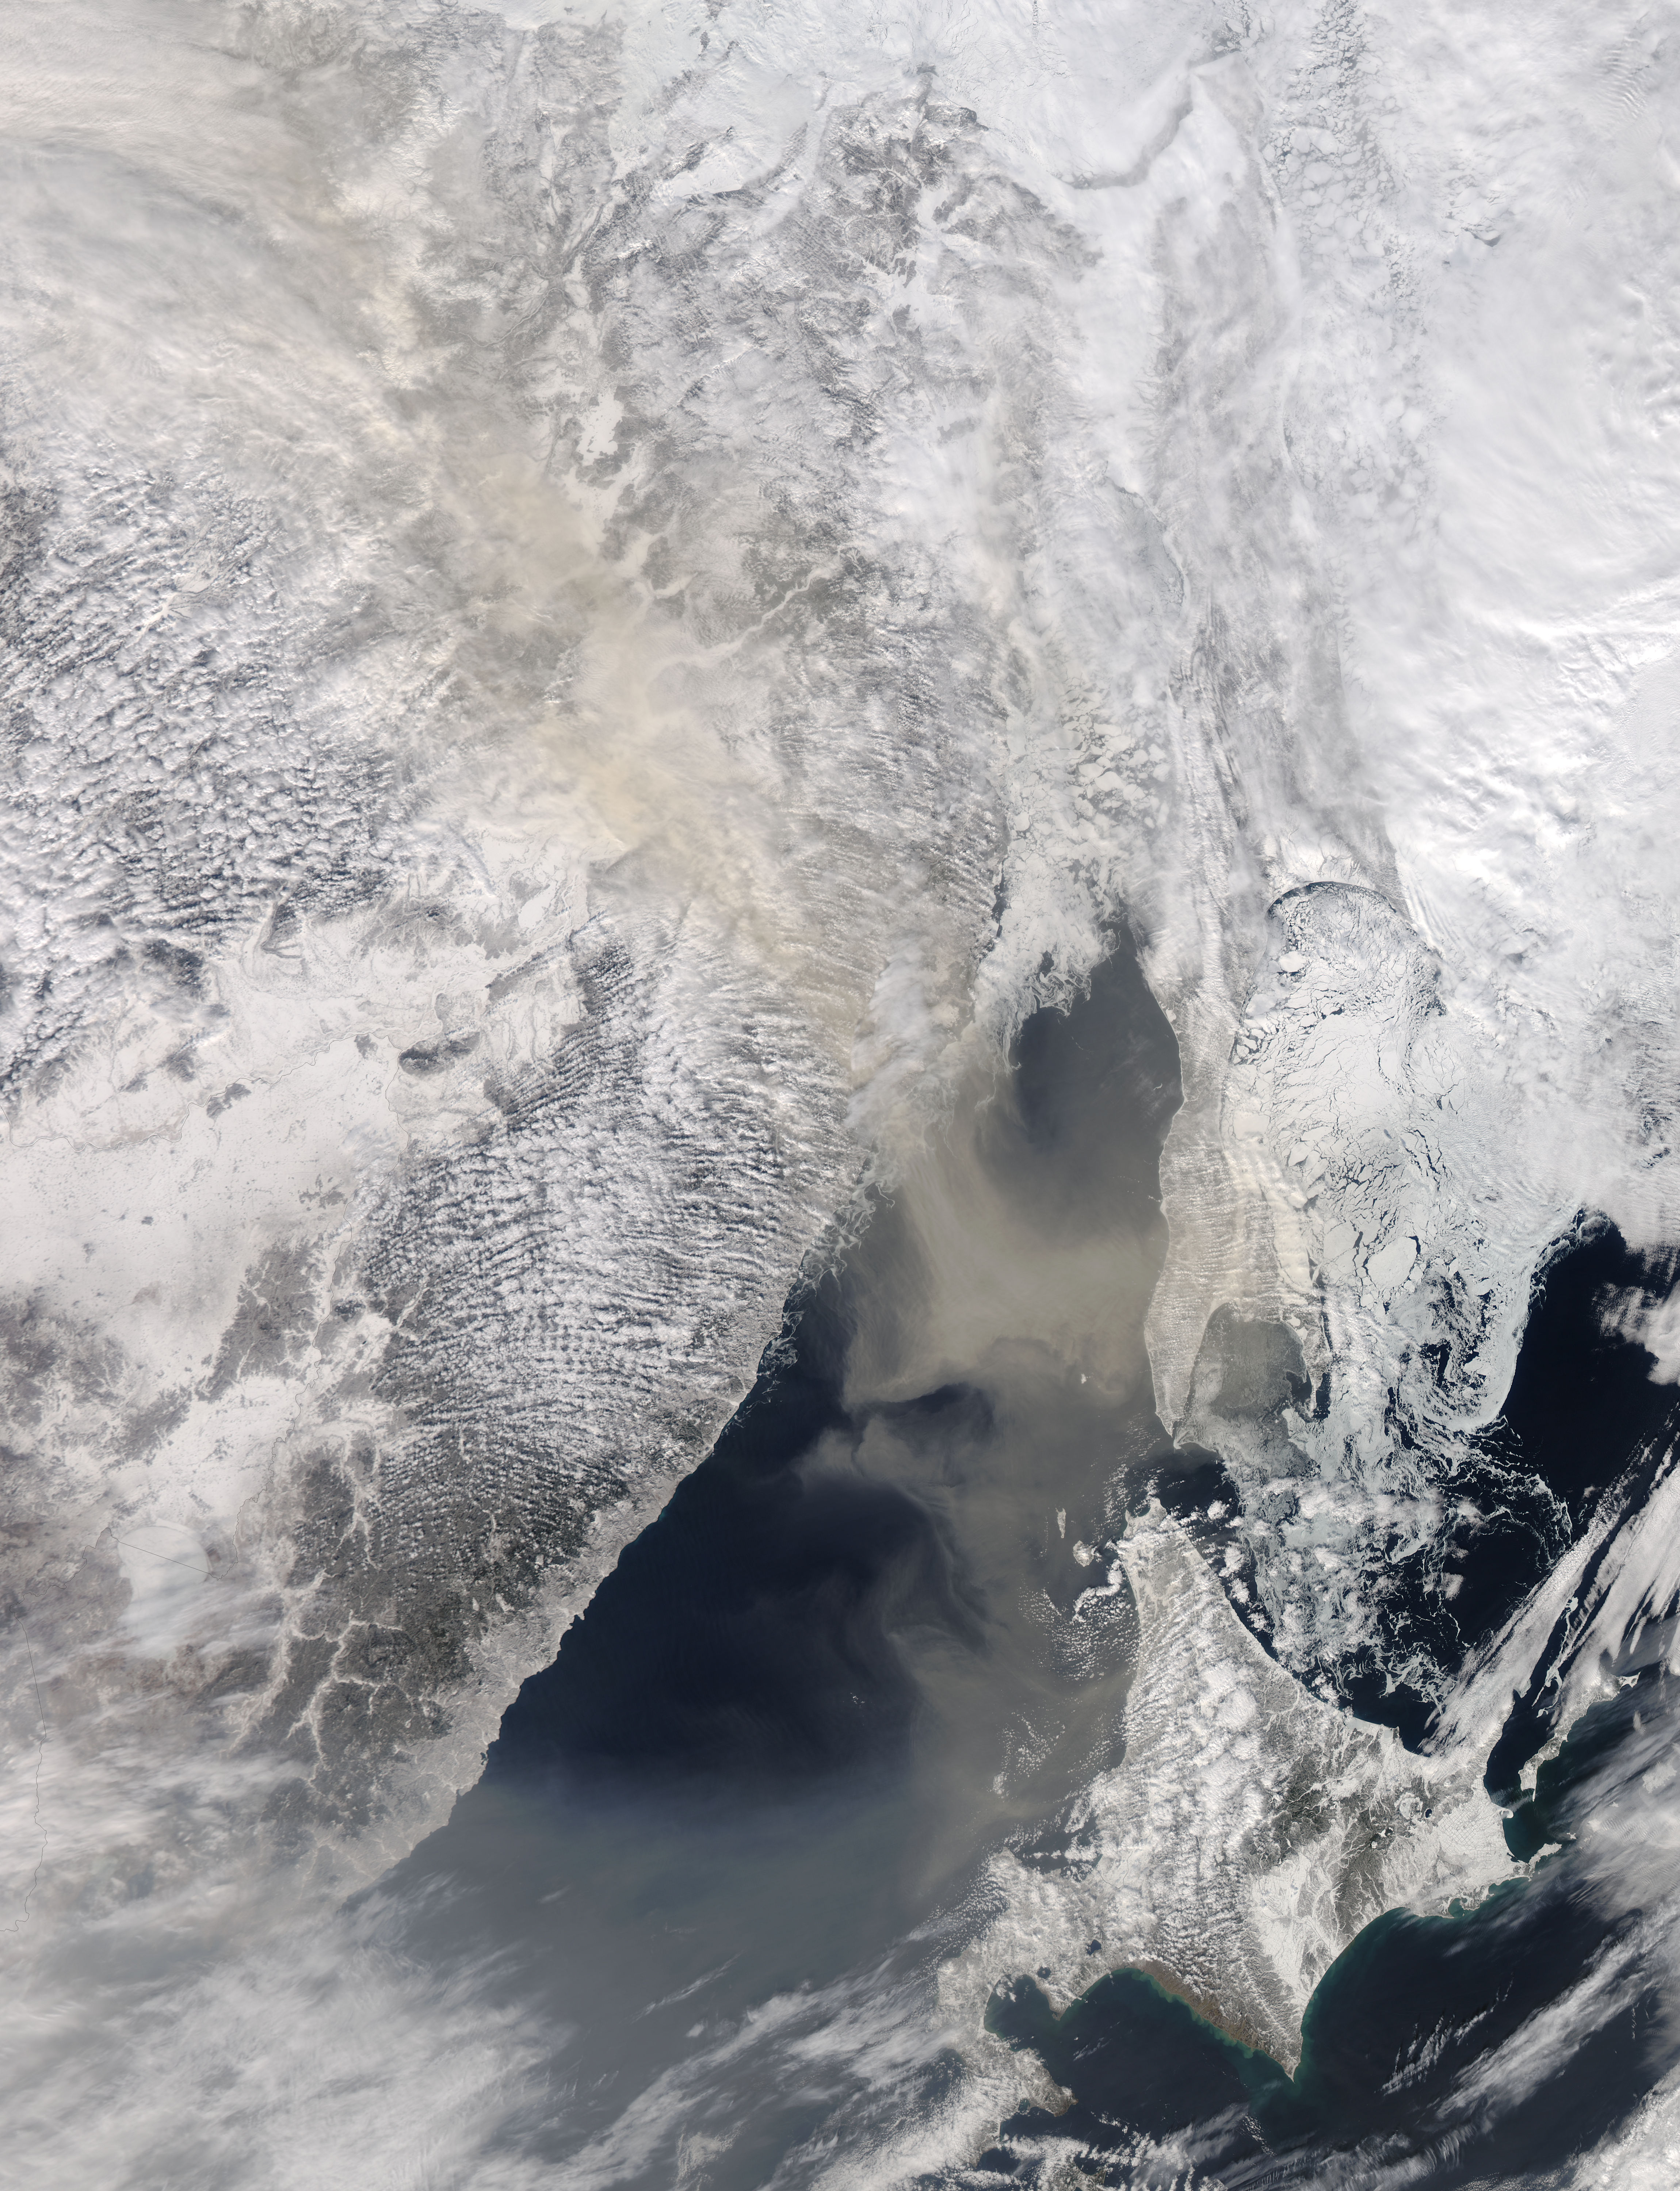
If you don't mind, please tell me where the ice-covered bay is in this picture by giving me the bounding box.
[4,0,1680,2180]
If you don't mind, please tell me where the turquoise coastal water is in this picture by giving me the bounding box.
[373,943,1680,2189]
[984,1890,1536,2171]
[985,1963,1301,2148]
[986,1673,1680,2177]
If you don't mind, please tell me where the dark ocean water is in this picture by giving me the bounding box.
[970,1223,1680,2186]
[1336,1217,1680,1757]
[368,945,1680,2186]
[374,943,1188,2181]
[986,1691,1679,2185]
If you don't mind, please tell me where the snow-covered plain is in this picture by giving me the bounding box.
[5,0,1680,2180]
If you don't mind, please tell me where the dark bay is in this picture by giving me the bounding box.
[360,941,1680,2187]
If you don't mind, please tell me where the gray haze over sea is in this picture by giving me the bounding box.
[6,1,1680,2183]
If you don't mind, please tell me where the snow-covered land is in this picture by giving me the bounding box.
[5,0,1680,2180]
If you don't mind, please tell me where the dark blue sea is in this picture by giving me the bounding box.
[366,947,1680,2187]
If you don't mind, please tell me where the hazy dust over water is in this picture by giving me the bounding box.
[359,942,1186,2186]
[11,0,1680,2182]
